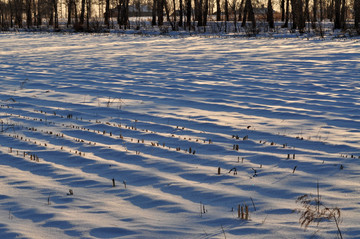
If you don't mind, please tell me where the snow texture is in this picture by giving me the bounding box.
[0,33,359,238]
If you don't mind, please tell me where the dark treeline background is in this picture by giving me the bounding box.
[0,0,359,33]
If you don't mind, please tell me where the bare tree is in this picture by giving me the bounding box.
[241,0,256,30]
[80,0,85,25]
[281,0,285,21]
[86,0,91,29]
[172,0,176,25]
[53,0,59,28]
[282,0,289,27]
[186,0,191,29]
[312,0,317,28]
[203,0,208,25]
[224,0,229,21]
[26,0,32,28]
[267,0,274,28]
[13,0,23,27]
[105,0,110,27]
[231,0,237,31]
[340,0,346,29]
[319,0,323,20]
[165,0,175,29]
[291,0,305,32]
[179,0,183,26]
[157,0,164,25]
[355,0,360,31]
[238,0,244,21]
[334,0,341,28]
[194,0,202,25]
[304,0,309,22]
[216,0,221,20]
[327,0,334,21]
[117,0,129,27]
[152,0,157,25]
[37,0,42,26]
[195,0,208,26]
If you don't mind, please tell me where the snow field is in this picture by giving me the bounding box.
[0,33,359,238]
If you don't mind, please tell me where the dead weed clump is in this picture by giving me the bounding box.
[295,192,343,239]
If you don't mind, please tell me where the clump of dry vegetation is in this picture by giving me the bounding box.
[295,183,343,238]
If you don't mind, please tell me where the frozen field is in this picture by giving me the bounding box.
[0,33,359,238]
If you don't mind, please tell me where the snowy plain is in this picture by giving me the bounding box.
[0,32,359,238]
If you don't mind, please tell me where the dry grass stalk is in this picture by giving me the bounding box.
[295,193,343,239]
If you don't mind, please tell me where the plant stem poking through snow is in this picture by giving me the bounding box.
[221,225,227,239]
[228,167,237,175]
[250,197,256,211]
[200,202,207,217]
[251,168,258,177]
[293,166,297,173]
[238,204,250,220]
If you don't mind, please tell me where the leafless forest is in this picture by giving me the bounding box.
[0,0,360,34]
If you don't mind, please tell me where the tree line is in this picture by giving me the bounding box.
[0,0,359,33]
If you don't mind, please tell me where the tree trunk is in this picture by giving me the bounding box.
[203,0,208,25]
[232,1,237,31]
[152,0,157,25]
[328,0,334,21]
[241,0,248,27]
[157,0,164,25]
[267,0,274,28]
[242,0,256,29]
[74,1,78,25]
[224,0,229,21]
[283,0,289,27]
[319,0,323,20]
[291,0,305,32]
[197,0,203,26]
[216,0,221,21]
[340,0,345,29]
[172,0,176,26]
[54,0,58,29]
[334,0,341,28]
[49,1,54,26]
[80,0,85,25]
[86,0,91,30]
[238,0,244,21]
[37,0,42,26]
[186,0,191,29]
[247,0,256,30]
[105,0,110,27]
[26,0,32,28]
[179,0,183,26]
[14,0,22,27]
[122,0,129,28]
[291,0,297,29]
[119,0,125,26]
[355,0,360,30]
[312,0,317,28]
[164,0,174,29]
[281,0,285,21]
[67,0,72,26]
[298,0,305,31]
[304,0,310,22]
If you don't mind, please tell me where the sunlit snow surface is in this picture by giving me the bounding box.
[0,33,359,238]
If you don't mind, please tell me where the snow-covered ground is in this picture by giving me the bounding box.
[0,33,359,238]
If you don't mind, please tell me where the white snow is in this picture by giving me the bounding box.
[0,32,359,238]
